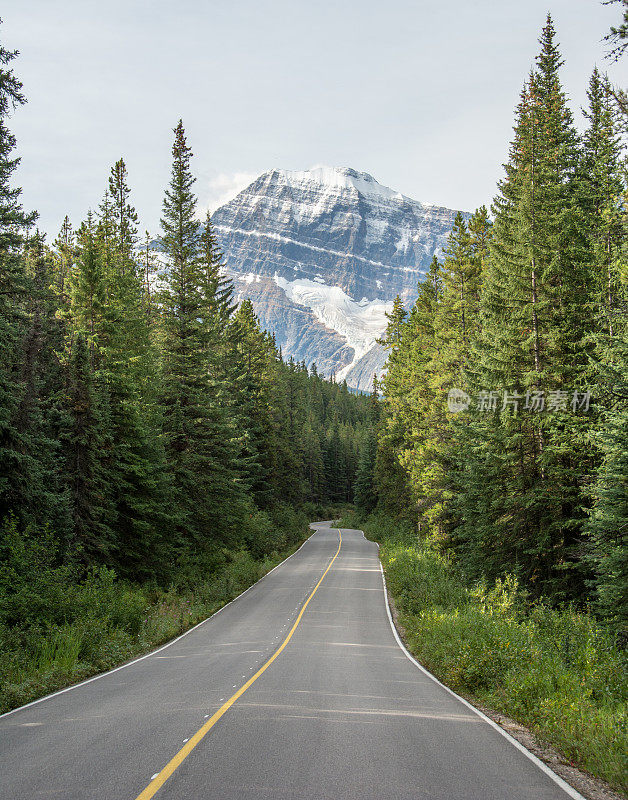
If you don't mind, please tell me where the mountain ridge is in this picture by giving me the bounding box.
[211,166,467,389]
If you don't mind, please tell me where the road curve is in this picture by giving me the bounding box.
[0,523,583,800]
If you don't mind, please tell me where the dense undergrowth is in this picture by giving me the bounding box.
[340,511,628,793]
[0,504,342,715]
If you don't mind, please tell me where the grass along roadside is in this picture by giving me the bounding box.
[0,510,319,716]
[339,512,627,795]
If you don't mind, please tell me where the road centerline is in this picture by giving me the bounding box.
[134,529,342,800]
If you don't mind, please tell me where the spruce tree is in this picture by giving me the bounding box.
[0,33,36,524]
[17,233,71,536]
[108,158,139,269]
[67,213,108,362]
[453,18,595,596]
[139,231,159,321]
[301,420,325,503]
[581,68,625,338]
[62,333,116,563]
[604,0,628,61]
[200,210,236,325]
[159,121,245,555]
[354,426,378,514]
[582,65,628,630]
[586,331,628,634]
[51,215,74,310]
[228,300,277,507]
[61,166,172,578]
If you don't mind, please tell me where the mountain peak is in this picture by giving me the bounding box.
[265,166,421,206]
[211,166,467,390]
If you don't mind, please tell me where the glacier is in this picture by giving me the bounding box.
[272,274,392,382]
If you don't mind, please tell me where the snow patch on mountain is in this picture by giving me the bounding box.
[273,273,392,380]
[238,272,261,284]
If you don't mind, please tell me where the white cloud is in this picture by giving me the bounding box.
[199,171,257,217]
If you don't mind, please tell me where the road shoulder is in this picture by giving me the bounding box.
[383,580,625,800]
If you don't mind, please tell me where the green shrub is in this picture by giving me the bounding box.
[37,624,83,674]
[0,507,310,715]
[384,545,468,614]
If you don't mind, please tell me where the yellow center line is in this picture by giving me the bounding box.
[134,529,342,800]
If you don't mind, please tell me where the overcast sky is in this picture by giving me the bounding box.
[4,0,626,238]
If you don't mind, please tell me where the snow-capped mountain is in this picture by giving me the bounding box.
[211,167,466,390]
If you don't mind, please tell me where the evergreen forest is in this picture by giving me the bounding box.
[356,15,628,635]
[0,34,371,710]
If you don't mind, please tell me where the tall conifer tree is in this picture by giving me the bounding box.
[0,34,37,524]
[159,121,245,554]
[453,18,595,595]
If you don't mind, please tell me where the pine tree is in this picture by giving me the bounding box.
[107,158,139,269]
[0,32,36,525]
[159,121,245,554]
[354,426,378,514]
[16,233,71,536]
[582,65,628,631]
[199,210,236,325]
[67,213,108,362]
[139,231,159,321]
[51,215,74,309]
[62,333,116,563]
[586,332,628,633]
[453,18,595,596]
[581,68,625,338]
[604,0,628,61]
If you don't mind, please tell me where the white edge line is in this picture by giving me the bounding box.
[0,526,323,721]
[366,533,587,800]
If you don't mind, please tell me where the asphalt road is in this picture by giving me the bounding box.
[0,523,583,800]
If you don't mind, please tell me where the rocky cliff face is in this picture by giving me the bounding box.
[211,167,466,390]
